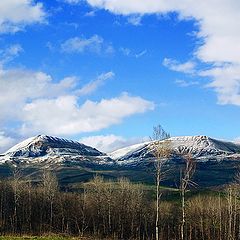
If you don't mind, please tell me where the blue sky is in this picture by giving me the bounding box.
[0,0,240,152]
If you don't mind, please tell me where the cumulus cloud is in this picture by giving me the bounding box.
[61,35,114,54]
[85,0,240,106]
[163,58,196,74]
[0,68,77,121]
[0,65,154,138]
[20,93,154,136]
[80,134,148,153]
[0,67,117,122]
[200,64,240,105]
[0,0,46,33]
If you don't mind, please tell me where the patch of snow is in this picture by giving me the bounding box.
[5,136,37,154]
[109,141,150,160]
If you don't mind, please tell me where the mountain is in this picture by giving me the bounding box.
[0,135,112,166]
[108,136,240,187]
[1,135,240,187]
[110,136,240,165]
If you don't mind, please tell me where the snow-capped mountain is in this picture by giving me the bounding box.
[1,134,240,169]
[0,135,112,165]
[109,136,240,165]
[1,135,240,187]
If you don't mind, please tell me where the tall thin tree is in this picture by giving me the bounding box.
[150,124,171,240]
[41,169,58,230]
[180,154,196,240]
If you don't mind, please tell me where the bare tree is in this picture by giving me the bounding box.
[227,171,240,240]
[10,168,25,233]
[150,125,171,240]
[151,124,170,141]
[180,154,196,240]
[41,169,58,229]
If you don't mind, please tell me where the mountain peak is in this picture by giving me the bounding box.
[4,134,104,158]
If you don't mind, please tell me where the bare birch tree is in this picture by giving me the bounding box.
[10,168,25,233]
[180,154,196,240]
[41,169,58,229]
[150,124,171,240]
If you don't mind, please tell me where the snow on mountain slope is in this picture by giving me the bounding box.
[1,135,240,167]
[169,136,240,156]
[0,135,112,165]
[5,136,36,154]
[109,136,240,165]
[108,141,150,160]
[5,135,103,157]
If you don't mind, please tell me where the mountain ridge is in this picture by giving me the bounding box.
[1,134,240,165]
[5,134,104,157]
[0,134,240,187]
[0,134,112,166]
[110,135,240,165]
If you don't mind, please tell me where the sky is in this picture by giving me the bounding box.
[1,0,240,153]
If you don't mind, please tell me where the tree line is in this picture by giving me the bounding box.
[0,170,240,240]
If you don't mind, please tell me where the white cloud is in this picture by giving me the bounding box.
[0,65,154,137]
[175,79,199,88]
[86,0,240,106]
[76,71,114,95]
[135,50,147,58]
[120,47,131,56]
[0,68,77,121]
[120,47,147,58]
[200,64,240,105]
[127,15,142,26]
[0,131,16,153]
[0,0,46,33]
[163,58,196,74]
[63,0,82,4]
[61,35,102,53]
[0,44,23,65]
[85,0,171,14]
[80,134,147,153]
[61,35,113,54]
[20,93,154,136]
[0,66,117,123]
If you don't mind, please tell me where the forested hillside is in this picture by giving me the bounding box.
[0,171,240,240]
